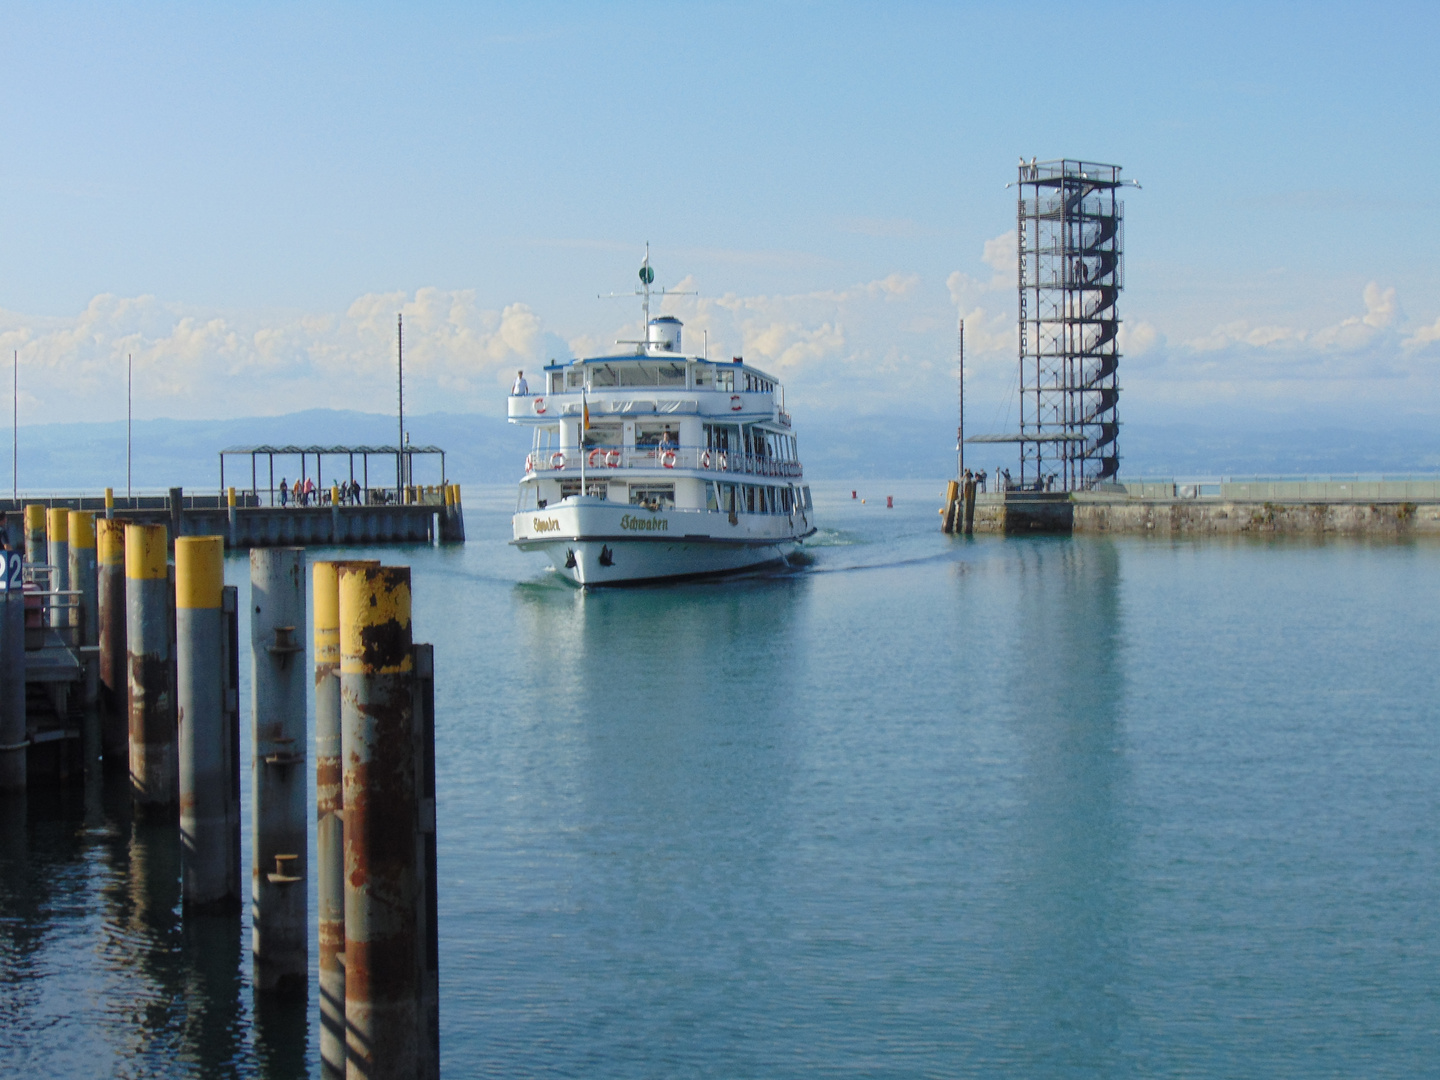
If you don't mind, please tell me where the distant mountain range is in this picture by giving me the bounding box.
[6,407,1437,494]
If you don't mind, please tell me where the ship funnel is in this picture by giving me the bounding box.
[647,316,682,354]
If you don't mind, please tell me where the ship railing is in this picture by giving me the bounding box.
[525,446,803,479]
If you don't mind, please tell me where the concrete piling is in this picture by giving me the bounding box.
[47,507,69,628]
[250,547,308,993]
[313,559,379,1078]
[24,504,44,564]
[68,511,99,706]
[963,474,978,535]
[0,551,26,791]
[177,536,241,911]
[97,519,128,761]
[105,487,115,520]
[127,523,174,813]
[341,564,423,1080]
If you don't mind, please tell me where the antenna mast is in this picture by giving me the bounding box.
[397,313,405,501]
[957,319,965,481]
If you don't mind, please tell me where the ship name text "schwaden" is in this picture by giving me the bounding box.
[620,514,668,532]
[532,517,561,533]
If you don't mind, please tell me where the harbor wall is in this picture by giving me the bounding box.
[969,490,1440,536]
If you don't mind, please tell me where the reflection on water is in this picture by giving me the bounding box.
[1001,539,1132,1071]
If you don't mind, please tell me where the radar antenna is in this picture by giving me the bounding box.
[599,243,696,349]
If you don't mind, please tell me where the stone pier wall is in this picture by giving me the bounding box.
[966,493,1440,537]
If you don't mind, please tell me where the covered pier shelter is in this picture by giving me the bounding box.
[219,444,447,506]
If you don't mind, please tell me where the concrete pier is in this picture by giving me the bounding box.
[177,537,241,912]
[126,523,174,813]
[341,564,420,1080]
[47,508,68,627]
[250,547,308,994]
[967,480,1440,537]
[97,519,127,761]
[313,559,379,1078]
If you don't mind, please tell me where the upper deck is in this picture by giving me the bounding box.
[508,353,792,429]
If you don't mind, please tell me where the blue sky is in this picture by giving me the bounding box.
[2,2,1438,441]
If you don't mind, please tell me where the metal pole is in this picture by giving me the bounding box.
[397,314,404,502]
[97,518,127,763]
[250,547,307,993]
[47,508,69,629]
[0,550,25,790]
[12,349,16,502]
[341,564,421,1079]
[957,318,965,480]
[126,523,174,814]
[313,559,379,1078]
[177,536,240,911]
[127,354,132,499]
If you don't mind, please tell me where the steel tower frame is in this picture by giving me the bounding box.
[1016,159,1124,490]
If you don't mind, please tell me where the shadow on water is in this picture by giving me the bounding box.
[998,537,1134,1072]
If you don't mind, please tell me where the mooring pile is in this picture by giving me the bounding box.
[0,508,439,1079]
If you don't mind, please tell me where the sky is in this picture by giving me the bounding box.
[2,2,1439,463]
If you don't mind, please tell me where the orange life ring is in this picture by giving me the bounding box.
[717,452,727,471]
[700,450,712,469]
[661,449,677,469]
[549,451,566,470]
[730,394,742,411]
[605,449,622,468]
[533,397,547,415]
[588,447,604,468]
[525,455,534,473]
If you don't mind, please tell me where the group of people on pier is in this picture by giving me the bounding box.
[278,477,367,507]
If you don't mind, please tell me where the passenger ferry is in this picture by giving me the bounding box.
[510,262,815,585]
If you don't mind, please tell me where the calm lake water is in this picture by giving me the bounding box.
[3,479,1439,1078]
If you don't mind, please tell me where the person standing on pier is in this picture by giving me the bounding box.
[279,479,289,507]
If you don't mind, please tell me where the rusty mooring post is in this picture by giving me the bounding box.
[177,536,241,912]
[250,547,307,993]
[412,641,439,1080]
[97,518,128,763]
[126,523,174,814]
[340,564,434,1080]
[69,510,99,707]
[313,558,379,1078]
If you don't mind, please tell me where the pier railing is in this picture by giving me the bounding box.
[525,446,803,479]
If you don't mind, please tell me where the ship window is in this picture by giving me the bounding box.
[565,369,585,390]
[635,423,677,449]
[716,369,734,392]
[657,363,685,387]
[629,484,674,510]
[706,483,719,511]
[517,484,538,511]
[802,486,813,511]
[744,486,756,513]
[590,365,617,387]
[585,424,622,447]
[693,365,713,389]
[547,372,563,394]
[560,479,607,499]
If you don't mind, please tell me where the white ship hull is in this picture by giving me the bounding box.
[512,497,813,586]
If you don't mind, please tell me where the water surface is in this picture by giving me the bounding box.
[3,480,1438,1077]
